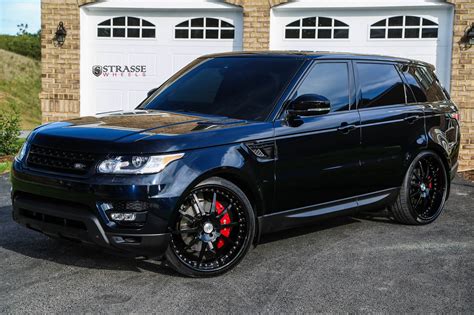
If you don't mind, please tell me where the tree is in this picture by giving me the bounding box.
[17,23,29,36]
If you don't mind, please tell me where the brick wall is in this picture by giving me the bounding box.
[224,0,288,50]
[447,0,474,171]
[40,0,82,122]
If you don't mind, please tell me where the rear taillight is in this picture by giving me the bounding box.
[449,112,460,122]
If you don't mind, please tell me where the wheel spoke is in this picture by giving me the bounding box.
[424,163,432,182]
[197,242,206,263]
[422,196,429,212]
[210,192,217,215]
[219,222,239,229]
[206,241,216,255]
[179,210,197,223]
[418,160,425,179]
[413,171,421,182]
[192,193,203,216]
[414,195,423,211]
[216,204,231,220]
[410,190,421,198]
[220,234,235,246]
[184,237,199,250]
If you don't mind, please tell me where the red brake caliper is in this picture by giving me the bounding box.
[215,200,231,249]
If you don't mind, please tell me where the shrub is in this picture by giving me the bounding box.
[0,34,41,61]
[0,110,21,156]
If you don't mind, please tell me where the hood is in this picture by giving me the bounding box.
[30,110,273,154]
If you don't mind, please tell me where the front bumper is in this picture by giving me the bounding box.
[12,193,170,258]
[10,161,179,258]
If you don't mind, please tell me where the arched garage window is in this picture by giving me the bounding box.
[174,18,235,39]
[97,16,156,38]
[370,16,438,39]
[285,17,349,39]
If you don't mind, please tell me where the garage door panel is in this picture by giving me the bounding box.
[271,6,452,89]
[172,54,203,73]
[95,89,124,113]
[81,7,243,116]
[128,90,150,109]
[128,53,158,77]
[94,52,124,65]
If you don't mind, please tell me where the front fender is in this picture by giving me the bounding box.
[155,143,274,221]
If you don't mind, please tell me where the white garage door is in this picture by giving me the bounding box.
[80,1,242,116]
[270,1,453,89]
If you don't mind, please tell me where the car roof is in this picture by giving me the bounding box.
[201,51,434,69]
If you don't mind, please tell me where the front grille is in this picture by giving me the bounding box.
[19,208,87,230]
[27,144,96,175]
[112,201,152,212]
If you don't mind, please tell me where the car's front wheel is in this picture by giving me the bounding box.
[165,177,255,277]
[389,151,448,225]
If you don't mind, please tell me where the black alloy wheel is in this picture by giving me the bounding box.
[165,177,255,277]
[390,151,448,225]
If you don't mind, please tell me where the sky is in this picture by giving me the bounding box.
[0,0,40,35]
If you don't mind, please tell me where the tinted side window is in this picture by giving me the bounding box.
[294,62,350,112]
[142,57,304,121]
[402,65,446,103]
[401,65,426,103]
[357,63,406,108]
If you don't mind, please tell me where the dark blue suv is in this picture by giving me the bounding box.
[11,52,460,277]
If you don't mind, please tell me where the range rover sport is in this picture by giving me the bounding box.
[11,52,460,277]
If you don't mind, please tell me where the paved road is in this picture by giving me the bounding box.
[0,173,473,313]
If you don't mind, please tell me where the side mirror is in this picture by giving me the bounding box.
[147,87,158,98]
[136,87,159,108]
[287,94,331,117]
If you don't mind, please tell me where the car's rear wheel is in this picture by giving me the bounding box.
[389,151,448,225]
[165,177,255,277]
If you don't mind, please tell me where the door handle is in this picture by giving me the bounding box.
[337,124,356,134]
[404,115,421,124]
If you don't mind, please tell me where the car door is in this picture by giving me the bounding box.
[355,62,426,195]
[273,60,361,214]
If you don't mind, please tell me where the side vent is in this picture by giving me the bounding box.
[245,141,276,160]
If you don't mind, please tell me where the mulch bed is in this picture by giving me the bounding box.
[0,156,13,163]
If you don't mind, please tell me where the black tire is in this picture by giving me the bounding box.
[389,151,448,225]
[165,177,255,277]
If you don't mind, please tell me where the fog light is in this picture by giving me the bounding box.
[110,212,136,221]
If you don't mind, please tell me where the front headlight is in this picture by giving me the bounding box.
[15,141,28,162]
[97,153,184,174]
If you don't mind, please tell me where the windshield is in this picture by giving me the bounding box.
[138,57,304,121]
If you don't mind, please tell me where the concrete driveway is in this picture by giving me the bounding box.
[0,173,472,313]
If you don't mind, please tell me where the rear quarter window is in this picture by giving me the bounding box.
[356,63,406,108]
[401,65,447,103]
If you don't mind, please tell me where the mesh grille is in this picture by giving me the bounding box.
[27,144,96,175]
[112,201,150,212]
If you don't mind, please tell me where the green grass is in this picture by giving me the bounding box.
[0,49,41,130]
[0,160,12,174]
[0,139,25,174]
